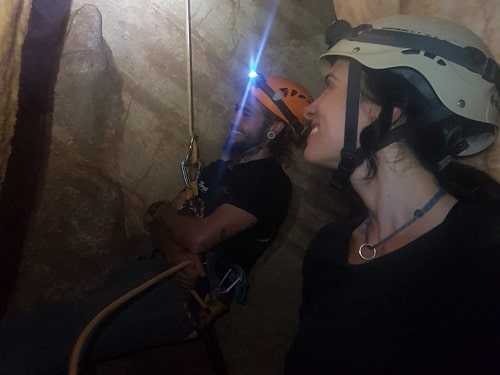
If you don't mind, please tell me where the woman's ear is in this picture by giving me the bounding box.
[364,102,403,125]
[392,107,402,124]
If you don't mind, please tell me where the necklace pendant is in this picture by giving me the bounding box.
[358,243,377,261]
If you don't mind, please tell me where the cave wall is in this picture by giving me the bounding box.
[0,0,31,192]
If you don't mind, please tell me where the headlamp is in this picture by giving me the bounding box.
[248,70,258,79]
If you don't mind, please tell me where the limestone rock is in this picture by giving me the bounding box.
[8,5,145,311]
[0,0,32,192]
[53,4,124,174]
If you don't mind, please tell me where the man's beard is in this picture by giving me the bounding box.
[223,136,257,157]
[223,127,267,159]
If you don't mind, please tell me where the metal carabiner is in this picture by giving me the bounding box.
[214,267,243,295]
[181,136,197,186]
[180,135,202,202]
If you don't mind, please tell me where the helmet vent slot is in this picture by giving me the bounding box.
[402,49,420,55]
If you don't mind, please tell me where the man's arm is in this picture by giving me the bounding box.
[149,219,205,288]
[156,201,257,254]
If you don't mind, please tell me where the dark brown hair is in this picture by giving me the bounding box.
[358,63,500,202]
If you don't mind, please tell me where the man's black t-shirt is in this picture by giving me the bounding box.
[285,199,500,374]
[198,157,291,275]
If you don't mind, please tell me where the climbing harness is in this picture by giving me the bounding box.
[215,266,244,296]
[189,262,249,329]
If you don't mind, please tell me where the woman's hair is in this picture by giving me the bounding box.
[357,62,500,202]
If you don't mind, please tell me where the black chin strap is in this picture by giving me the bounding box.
[332,61,363,187]
[341,61,363,171]
[331,61,409,190]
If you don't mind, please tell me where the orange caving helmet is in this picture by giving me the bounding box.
[250,75,313,138]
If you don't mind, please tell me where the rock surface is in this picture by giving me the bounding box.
[0,0,32,191]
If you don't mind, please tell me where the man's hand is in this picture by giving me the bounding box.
[163,238,205,289]
[143,188,196,232]
[148,209,204,289]
[172,189,194,211]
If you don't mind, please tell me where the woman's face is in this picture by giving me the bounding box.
[304,59,377,169]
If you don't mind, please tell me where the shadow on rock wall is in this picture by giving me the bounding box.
[54,5,124,170]
[0,0,73,316]
[6,4,146,313]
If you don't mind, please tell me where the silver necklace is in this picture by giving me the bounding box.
[358,188,446,261]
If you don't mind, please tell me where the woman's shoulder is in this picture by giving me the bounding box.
[449,198,500,249]
[446,199,500,290]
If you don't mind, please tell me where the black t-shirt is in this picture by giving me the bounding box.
[285,199,500,374]
[198,158,291,274]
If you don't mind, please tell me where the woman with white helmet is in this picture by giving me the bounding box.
[286,15,500,374]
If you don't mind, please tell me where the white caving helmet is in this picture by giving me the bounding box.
[321,15,500,180]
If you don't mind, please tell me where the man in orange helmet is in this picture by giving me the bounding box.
[151,74,313,299]
[0,74,313,374]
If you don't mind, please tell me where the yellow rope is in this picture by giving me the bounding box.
[68,261,192,375]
